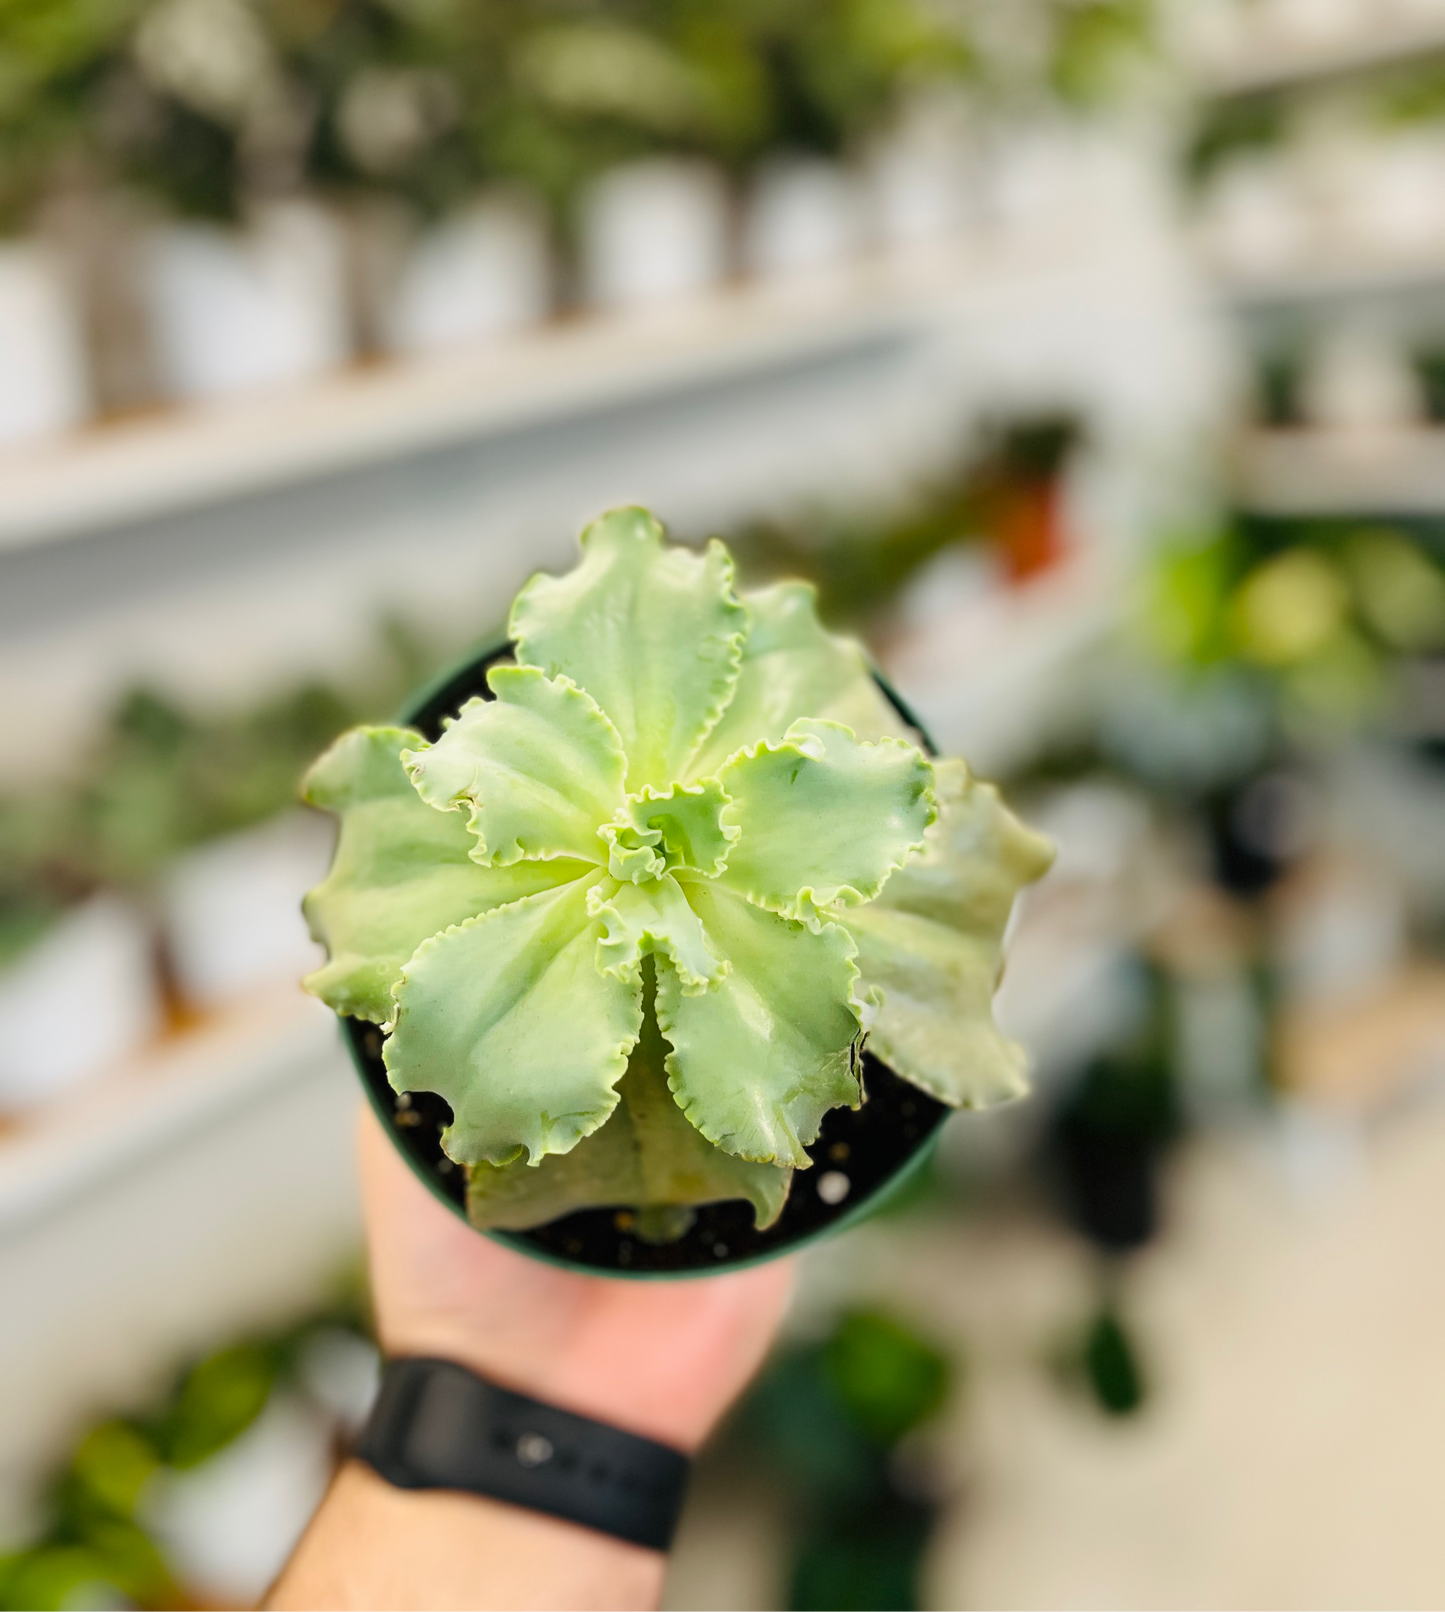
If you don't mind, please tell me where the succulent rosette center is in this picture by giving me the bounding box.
[301,507,1053,1233]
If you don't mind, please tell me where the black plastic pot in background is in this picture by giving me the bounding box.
[1041,992,1179,1419]
[740,1309,953,1612]
[1205,765,1315,899]
[340,642,950,1279]
[1043,979,1180,1257]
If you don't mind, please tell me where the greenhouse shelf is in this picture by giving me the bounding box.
[1200,15,1445,99]
[0,245,984,558]
[1235,426,1445,515]
[0,988,362,1521]
[1214,251,1445,313]
[0,988,342,1237]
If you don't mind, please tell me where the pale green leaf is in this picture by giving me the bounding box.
[597,819,666,883]
[836,759,1055,1108]
[657,881,861,1166]
[625,778,736,875]
[401,665,624,866]
[588,873,725,994]
[384,872,642,1166]
[509,506,747,790]
[685,581,914,778]
[467,966,791,1232]
[301,727,588,1024]
[715,719,934,925]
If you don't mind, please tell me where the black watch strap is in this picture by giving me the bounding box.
[353,1357,691,1552]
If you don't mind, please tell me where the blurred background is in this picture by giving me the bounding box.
[2,0,1445,1605]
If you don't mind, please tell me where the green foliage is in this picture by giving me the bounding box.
[0,1292,371,1612]
[1049,0,1153,109]
[0,0,1154,226]
[743,1306,953,1611]
[1185,96,1287,187]
[77,678,363,884]
[749,1308,952,1494]
[0,611,439,962]
[153,1343,279,1468]
[0,0,145,229]
[305,508,1049,1234]
[1143,517,1445,743]
[1083,1306,1146,1416]
[822,1309,950,1446]
[727,480,983,632]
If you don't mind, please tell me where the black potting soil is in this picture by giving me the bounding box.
[340,639,947,1274]
[347,1016,948,1273]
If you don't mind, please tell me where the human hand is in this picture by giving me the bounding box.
[358,1108,795,1452]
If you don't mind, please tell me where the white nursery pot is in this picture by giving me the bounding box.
[579,158,731,310]
[142,200,350,402]
[1338,133,1445,258]
[741,157,865,279]
[0,896,161,1114]
[1301,322,1423,432]
[0,240,90,447]
[982,123,1083,243]
[145,1392,336,1608]
[1199,153,1310,277]
[162,811,331,1010]
[384,194,552,355]
[1257,0,1366,48]
[867,121,973,251]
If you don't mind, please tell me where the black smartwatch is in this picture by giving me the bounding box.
[353,1357,691,1552]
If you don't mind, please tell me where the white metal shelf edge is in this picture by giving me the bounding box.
[0,992,345,1240]
[1213,253,1445,311]
[1199,17,1445,99]
[1236,427,1445,514]
[0,252,974,556]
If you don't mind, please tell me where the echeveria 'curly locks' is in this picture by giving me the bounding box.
[301,507,1053,1233]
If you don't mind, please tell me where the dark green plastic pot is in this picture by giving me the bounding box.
[339,642,949,1280]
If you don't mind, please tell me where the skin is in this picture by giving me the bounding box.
[267,1110,795,1611]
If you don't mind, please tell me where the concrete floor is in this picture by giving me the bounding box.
[667,1089,1445,1610]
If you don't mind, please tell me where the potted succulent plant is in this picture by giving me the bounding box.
[301,507,1051,1275]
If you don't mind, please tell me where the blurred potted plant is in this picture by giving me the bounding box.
[745,1307,954,1611]
[101,0,350,401]
[489,0,977,307]
[271,0,555,357]
[0,2,98,444]
[85,683,353,1013]
[0,791,161,1118]
[302,507,1052,1275]
[0,1294,374,1612]
[975,413,1083,584]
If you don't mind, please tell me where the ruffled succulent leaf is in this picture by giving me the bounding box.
[467,969,790,1232]
[597,819,666,883]
[402,666,625,866]
[715,719,935,926]
[625,778,736,876]
[509,507,747,791]
[687,581,915,777]
[300,727,588,1024]
[657,881,862,1166]
[836,759,1055,1108]
[588,873,725,994]
[384,873,642,1166]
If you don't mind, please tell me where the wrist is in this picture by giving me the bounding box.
[270,1461,666,1611]
[372,1310,709,1455]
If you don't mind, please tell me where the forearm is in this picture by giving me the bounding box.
[267,1461,666,1612]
